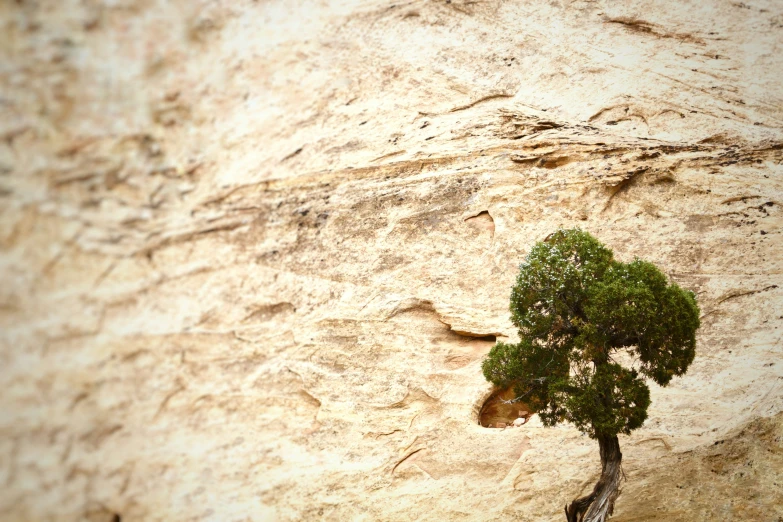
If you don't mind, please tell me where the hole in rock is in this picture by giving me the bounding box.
[539,155,573,169]
[464,210,495,237]
[450,332,497,342]
[474,334,497,342]
[478,386,534,429]
[83,507,121,522]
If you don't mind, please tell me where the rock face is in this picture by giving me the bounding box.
[2,1,783,521]
[478,386,532,428]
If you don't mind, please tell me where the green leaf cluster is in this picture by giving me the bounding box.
[482,229,700,438]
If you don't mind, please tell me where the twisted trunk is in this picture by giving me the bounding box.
[564,433,623,522]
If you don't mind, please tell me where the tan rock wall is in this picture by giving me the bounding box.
[1,1,782,520]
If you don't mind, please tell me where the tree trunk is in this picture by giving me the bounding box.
[564,433,623,522]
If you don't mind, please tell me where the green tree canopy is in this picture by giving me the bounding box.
[482,229,700,439]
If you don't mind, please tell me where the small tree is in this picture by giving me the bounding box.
[482,229,700,522]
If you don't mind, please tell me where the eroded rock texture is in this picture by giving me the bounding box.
[1,1,782,521]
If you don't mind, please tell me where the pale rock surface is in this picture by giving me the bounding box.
[1,1,783,521]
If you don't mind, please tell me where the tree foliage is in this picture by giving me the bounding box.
[482,229,700,438]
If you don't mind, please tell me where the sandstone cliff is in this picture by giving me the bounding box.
[1,1,782,521]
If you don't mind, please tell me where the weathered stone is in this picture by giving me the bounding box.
[1,1,783,521]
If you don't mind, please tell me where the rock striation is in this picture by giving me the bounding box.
[1,1,782,521]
